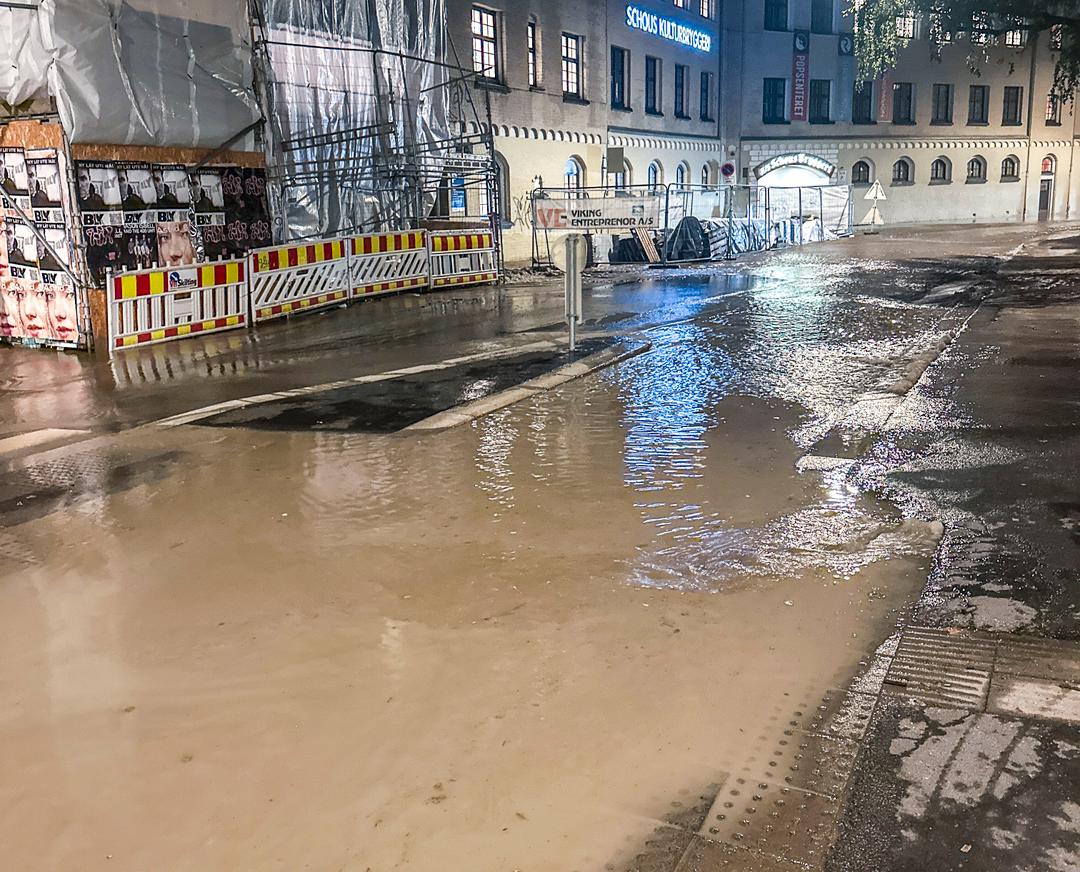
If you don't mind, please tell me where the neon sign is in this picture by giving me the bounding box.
[625,4,713,53]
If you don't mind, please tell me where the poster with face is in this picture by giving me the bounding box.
[75,160,123,224]
[190,168,229,260]
[0,148,30,214]
[0,213,49,342]
[150,164,196,269]
[26,150,63,216]
[116,162,158,272]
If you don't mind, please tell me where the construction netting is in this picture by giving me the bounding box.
[253,0,471,240]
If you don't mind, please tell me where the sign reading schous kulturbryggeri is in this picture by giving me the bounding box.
[534,196,663,232]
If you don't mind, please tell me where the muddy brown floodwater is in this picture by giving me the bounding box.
[2,265,954,871]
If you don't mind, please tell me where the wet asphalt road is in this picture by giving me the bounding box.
[1,223,1079,872]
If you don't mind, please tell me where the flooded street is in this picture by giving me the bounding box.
[2,226,1075,871]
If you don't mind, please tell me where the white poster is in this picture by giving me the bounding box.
[533,195,663,231]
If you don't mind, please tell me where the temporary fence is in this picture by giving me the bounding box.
[249,238,350,323]
[107,260,247,351]
[428,230,498,288]
[530,182,853,266]
[350,230,429,298]
[107,228,499,355]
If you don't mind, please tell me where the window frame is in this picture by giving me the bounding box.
[930,157,951,183]
[809,79,832,123]
[561,32,583,98]
[852,80,875,124]
[764,0,788,32]
[674,64,689,119]
[891,158,913,185]
[470,6,500,82]
[762,77,787,124]
[967,84,989,125]
[1001,156,1020,180]
[645,55,661,115]
[1002,86,1023,126]
[700,71,714,121]
[892,82,914,124]
[851,160,871,185]
[810,0,833,34]
[527,19,539,88]
[931,83,953,124]
[610,45,629,110]
[966,156,987,182]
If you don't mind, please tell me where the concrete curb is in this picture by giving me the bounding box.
[403,338,652,432]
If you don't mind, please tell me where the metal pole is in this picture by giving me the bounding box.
[564,234,583,352]
[798,188,804,246]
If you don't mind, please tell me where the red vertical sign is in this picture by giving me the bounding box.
[791,31,810,122]
[877,72,894,123]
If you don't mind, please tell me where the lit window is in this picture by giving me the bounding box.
[1046,93,1062,125]
[527,20,539,87]
[561,33,582,97]
[1042,155,1057,175]
[700,0,714,19]
[564,157,583,191]
[471,7,499,81]
[971,12,991,45]
[896,14,916,40]
[1004,27,1025,48]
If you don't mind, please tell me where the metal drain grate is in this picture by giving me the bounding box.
[882,627,996,709]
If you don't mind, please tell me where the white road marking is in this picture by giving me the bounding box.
[0,429,89,456]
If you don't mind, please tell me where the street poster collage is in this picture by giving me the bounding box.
[0,146,79,346]
[0,147,272,348]
[75,161,272,286]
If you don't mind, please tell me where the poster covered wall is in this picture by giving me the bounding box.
[74,160,271,284]
[0,146,79,347]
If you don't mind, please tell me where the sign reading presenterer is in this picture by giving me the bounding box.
[535,195,663,231]
[625,4,712,53]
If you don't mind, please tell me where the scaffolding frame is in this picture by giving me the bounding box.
[248,2,501,271]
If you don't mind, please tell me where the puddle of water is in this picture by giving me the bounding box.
[0,272,957,871]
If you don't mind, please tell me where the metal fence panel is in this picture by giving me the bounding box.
[108,260,247,353]
[249,238,350,323]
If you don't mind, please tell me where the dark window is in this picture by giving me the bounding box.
[674,64,689,118]
[893,82,914,123]
[851,160,871,184]
[931,84,952,123]
[1002,86,1023,125]
[811,0,833,33]
[1001,156,1020,179]
[931,158,950,181]
[1047,93,1062,125]
[892,159,912,183]
[967,157,986,180]
[700,72,714,121]
[809,79,831,123]
[561,33,582,97]
[968,85,989,124]
[611,46,628,109]
[764,0,788,31]
[645,56,660,114]
[763,77,786,123]
[471,7,499,81]
[853,80,874,123]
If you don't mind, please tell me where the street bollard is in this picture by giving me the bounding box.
[564,234,585,352]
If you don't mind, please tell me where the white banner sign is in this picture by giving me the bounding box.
[534,196,663,231]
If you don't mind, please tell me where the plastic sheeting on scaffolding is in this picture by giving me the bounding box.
[253,0,452,240]
[2,1,260,148]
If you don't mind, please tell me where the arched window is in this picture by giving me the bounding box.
[612,159,632,191]
[701,164,710,186]
[1001,156,1020,180]
[931,157,951,182]
[647,160,663,191]
[851,160,871,185]
[564,156,585,191]
[676,162,689,188]
[966,156,986,181]
[892,158,913,184]
[1042,155,1057,175]
[493,152,510,220]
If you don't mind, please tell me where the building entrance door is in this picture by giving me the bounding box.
[1038,179,1053,221]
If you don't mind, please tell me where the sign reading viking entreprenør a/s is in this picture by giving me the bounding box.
[534,196,663,231]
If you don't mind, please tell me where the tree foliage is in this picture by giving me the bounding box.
[851,1,1080,96]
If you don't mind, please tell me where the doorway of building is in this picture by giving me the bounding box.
[1038,155,1056,221]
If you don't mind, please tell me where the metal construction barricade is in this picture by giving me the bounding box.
[428,230,498,288]
[248,238,350,323]
[350,230,430,298]
[107,260,246,353]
